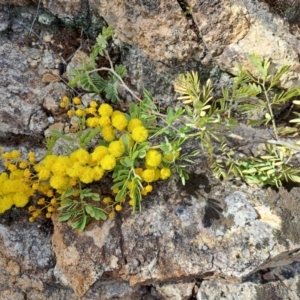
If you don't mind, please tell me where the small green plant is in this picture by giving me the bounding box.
[1,27,300,231]
[173,54,300,187]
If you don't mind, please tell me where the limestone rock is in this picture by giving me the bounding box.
[95,0,200,63]
[0,0,31,5]
[188,0,300,87]
[51,175,300,297]
[40,0,86,20]
[0,38,68,135]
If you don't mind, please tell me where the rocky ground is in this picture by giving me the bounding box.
[1,1,300,299]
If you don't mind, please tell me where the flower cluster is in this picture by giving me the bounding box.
[0,149,36,213]
[0,96,180,230]
[58,97,174,212]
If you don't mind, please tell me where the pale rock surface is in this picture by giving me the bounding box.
[95,0,201,63]
[188,0,300,87]
[0,38,68,136]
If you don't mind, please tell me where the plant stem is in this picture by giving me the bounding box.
[263,85,278,140]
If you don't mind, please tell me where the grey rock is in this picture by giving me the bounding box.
[0,5,10,31]
[38,13,56,25]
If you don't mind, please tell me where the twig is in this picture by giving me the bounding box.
[30,0,41,33]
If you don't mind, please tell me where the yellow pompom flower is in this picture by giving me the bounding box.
[98,103,113,117]
[160,168,171,180]
[60,102,66,108]
[145,185,153,193]
[79,166,94,184]
[67,110,74,117]
[98,116,111,127]
[13,193,29,207]
[112,111,128,131]
[86,107,97,115]
[70,149,90,165]
[43,155,57,169]
[11,150,21,159]
[100,154,116,170]
[2,152,12,160]
[32,182,39,190]
[109,212,115,219]
[102,126,116,142]
[62,96,69,103]
[69,178,77,186]
[92,166,105,181]
[108,140,125,158]
[73,97,81,105]
[127,118,143,132]
[145,149,162,168]
[89,101,98,108]
[7,164,17,172]
[90,146,109,165]
[142,169,156,183]
[0,195,14,213]
[47,190,54,197]
[50,175,70,190]
[9,170,23,180]
[115,204,122,212]
[23,168,31,178]
[37,167,51,181]
[51,156,72,176]
[66,162,85,178]
[132,126,148,143]
[75,109,85,117]
[37,198,45,205]
[102,197,112,204]
[86,117,100,127]
[19,161,28,169]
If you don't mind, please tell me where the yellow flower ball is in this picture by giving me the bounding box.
[86,107,97,115]
[62,96,69,103]
[86,117,100,128]
[37,167,51,180]
[111,111,128,131]
[145,149,162,168]
[67,110,74,117]
[49,175,70,190]
[79,166,94,184]
[70,149,90,164]
[108,140,125,158]
[2,152,13,160]
[160,168,171,180]
[73,97,81,105]
[98,116,111,127]
[75,109,85,117]
[145,185,153,193]
[89,101,98,108]
[100,154,116,171]
[115,204,122,211]
[11,150,21,159]
[102,126,116,142]
[13,193,29,208]
[102,197,112,204]
[127,118,143,132]
[92,166,105,181]
[142,169,156,183]
[90,146,109,165]
[109,212,115,219]
[131,126,148,143]
[19,161,28,169]
[98,103,113,117]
